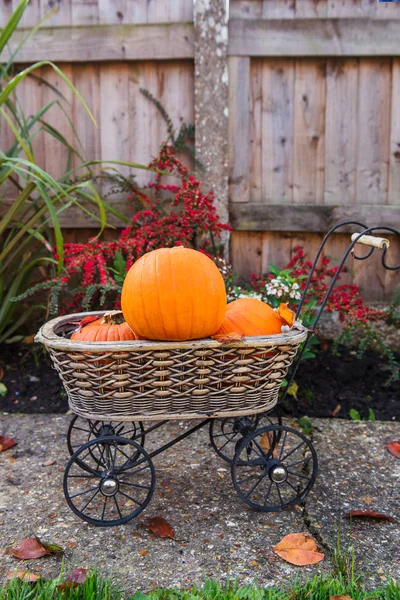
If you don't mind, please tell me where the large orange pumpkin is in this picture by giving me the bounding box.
[216,298,294,337]
[121,247,226,341]
[71,311,138,342]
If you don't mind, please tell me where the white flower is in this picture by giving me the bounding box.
[293,283,300,290]
[277,290,282,297]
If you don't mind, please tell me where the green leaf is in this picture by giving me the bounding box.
[349,409,361,421]
[0,0,28,54]
[287,381,298,399]
[0,382,8,397]
[368,408,376,422]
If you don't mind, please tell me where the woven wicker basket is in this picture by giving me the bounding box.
[35,312,308,421]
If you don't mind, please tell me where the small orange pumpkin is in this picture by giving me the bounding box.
[215,298,294,337]
[121,247,226,341]
[71,311,138,342]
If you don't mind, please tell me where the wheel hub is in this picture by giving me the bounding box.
[100,477,119,497]
[98,424,115,437]
[270,464,288,484]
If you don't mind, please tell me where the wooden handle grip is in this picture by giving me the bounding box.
[351,233,390,250]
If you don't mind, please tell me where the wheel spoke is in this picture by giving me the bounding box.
[285,478,301,494]
[212,431,236,439]
[286,469,311,482]
[101,498,107,521]
[80,488,100,512]
[69,485,99,499]
[263,480,273,505]
[119,481,151,490]
[218,436,238,452]
[281,441,306,463]
[113,496,123,519]
[245,471,268,499]
[275,483,283,506]
[68,473,101,480]
[236,471,266,486]
[286,458,308,469]
[278,429,288,461]
[72,426,92,434]
[118,490,140,506]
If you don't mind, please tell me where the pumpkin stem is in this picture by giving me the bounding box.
[101,310,125,325]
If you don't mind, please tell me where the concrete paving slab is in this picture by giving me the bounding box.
[0,414,398,593]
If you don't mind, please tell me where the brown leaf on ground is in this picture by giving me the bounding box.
[56,568,87,591]
[6,570,41,582]
[143,516,175,539]
[330,596,354,600]
[272,532,325,566]
[387,441,400,458]
[42,460,57,467]
[259,432,278,458]
[211,332,245,343]
[10,538,50,560]
[0,436,17,452]
[344,510,395,522]
[330,404,342,417]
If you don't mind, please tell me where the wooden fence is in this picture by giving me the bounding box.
[2,0,400,300]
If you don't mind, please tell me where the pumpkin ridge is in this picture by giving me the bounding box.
[139,255,156,339]
[183,248,194,339]
[155,251,169,340]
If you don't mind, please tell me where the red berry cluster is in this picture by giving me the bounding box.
[54,144,230,313]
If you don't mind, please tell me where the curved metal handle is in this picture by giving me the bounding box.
[351,233,390,250]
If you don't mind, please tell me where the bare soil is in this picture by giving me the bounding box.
[1,343,399,421]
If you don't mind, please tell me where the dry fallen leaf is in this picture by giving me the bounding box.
[11,538,50,560]
[211,332,245,343]
[57,568,87,591]
[330,404,342,417]
[344,510,395,522]
[272,532,325,566]
[0,436,17,453]
[387,441,400,459]
[6,570,41,583]
[260,432,278,458]
[330,596,354,600]
[140,549,149,556]
[143,516,175,539]
[42,460,56,467]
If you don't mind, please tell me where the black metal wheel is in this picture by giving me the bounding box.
[231,424,318,512]
[209,415,259,463]
[209,407,282,464]
[67,416,145,470]
[63,435,155,527]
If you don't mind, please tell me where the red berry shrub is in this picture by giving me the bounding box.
[52,144,230,314]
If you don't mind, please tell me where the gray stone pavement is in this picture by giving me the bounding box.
[0,413,399,593]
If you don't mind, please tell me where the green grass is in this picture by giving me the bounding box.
[1,573,400,600]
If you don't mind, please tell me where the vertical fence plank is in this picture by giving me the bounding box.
[40,0,72,26]
[13,0,40,27]
[389,60,400,206]
[261,60,295,204]
[262,0,295,19]
[293,60,326,205]
[229,56,250,203]
[250,59,263,202]
[229,0,263,19]
[42,63,75,181]
[71,0,99,25]
[324,59,358,206]
[230,231,263,278]
[327,0,375,18]
[98,0,125,24]
[295,0,327,18]
[356,59,391,206]
[261,232,293,273]
[72,64,101,170]
[376,1,400,19]
[99,63,130,178]
[146,0,193,23]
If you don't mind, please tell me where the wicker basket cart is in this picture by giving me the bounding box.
[35,223,399,527]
